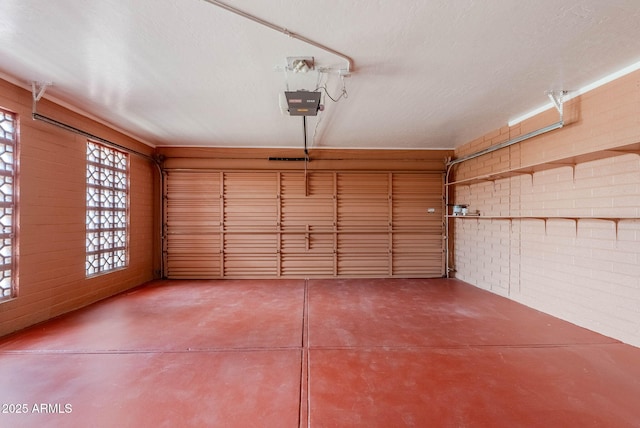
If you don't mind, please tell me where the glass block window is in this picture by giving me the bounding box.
[0,109,16,300]
[86,141,129,276]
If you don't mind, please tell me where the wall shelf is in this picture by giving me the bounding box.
[445,141,640,246]
[447,215,640,238]
[446,141,640,187]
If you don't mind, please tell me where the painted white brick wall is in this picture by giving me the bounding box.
[453,154,640,347]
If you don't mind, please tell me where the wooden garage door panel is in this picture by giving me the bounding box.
[223,233,278,277]
[281,232,334,276]
[280,171,334,197]
[166,259,220,279]
[392,231,443,276]
[393,253,443,276]
[165,234,221,278]
[223,172,277,232]
[166,171,220,194]
[165,171,222,278]
[164,170,444,278]
[281,172,334,232]
[281,255,334,276]
[390,173,444,276]
[338,233,389,251]
[338,198,388,229]
[337,173,389,230]
[281,199,333,230]
[223,172,277,196]
[392,202,441,230]
[166,200,220,233]
[393,233,442,251]
[338,254,390,276]
[392,173,442,195]
[223,255,278,277]
[337,173,388,196]
[281,233,333,252]
[392,173,443,230]
[223,199,277,229]
[338,233,390,276]
[165,171,221,233]
[224,233,277,252]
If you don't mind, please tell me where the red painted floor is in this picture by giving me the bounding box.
[1,278,639,427]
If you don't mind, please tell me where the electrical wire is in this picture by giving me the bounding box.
[309,72,348,147]
[310,102,324,149]
[319,85,348,102]
[315,74,348,102]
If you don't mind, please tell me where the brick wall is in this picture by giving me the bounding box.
[0,79,158,337]
[451,71,640,347]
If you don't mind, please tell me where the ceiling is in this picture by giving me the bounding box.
[1,0,640,150]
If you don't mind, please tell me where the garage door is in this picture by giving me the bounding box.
[164,170,443,278]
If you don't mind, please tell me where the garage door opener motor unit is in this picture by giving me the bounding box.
[284,91,322,116]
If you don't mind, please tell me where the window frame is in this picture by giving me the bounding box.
[85,140,130,277]
[0,107,17,302]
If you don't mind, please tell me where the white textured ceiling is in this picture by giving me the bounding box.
[1,0,640,149]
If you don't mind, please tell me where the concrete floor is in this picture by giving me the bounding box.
[0,278,639,427]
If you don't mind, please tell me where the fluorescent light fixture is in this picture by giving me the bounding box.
[508,59,640,126]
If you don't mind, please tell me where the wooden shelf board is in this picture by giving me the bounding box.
[447,142,640,187]
[447,215,640,221]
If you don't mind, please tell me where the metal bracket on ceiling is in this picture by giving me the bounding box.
[287,57,315,74]
[31,81,52,112]
[546,90,568,120]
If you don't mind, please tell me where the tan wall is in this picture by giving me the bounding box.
[0,79,159,337]
[450,70,640,347]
